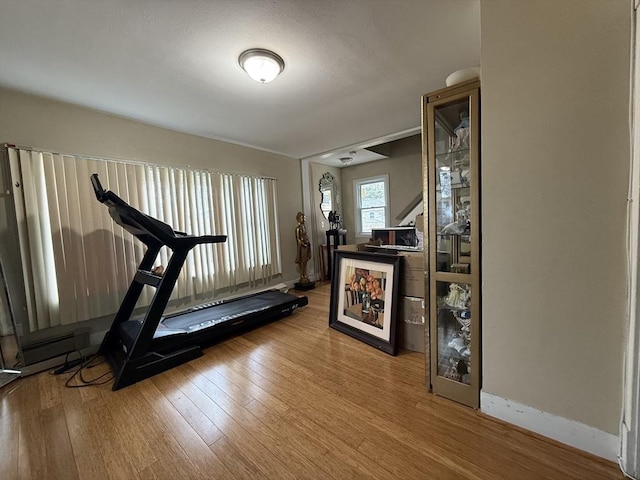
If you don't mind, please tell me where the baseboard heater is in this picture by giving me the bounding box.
[21,328,90,365]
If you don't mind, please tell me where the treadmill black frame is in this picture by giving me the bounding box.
[90,174,306,390]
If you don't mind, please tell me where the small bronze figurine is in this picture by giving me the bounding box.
[294,212,315,290]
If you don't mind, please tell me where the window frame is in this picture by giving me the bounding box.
[353,174,390,237]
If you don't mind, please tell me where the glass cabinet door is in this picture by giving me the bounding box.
[433,98,473,274]
[424,80,480,408]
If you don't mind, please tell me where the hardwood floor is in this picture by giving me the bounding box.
[0,282,624,479]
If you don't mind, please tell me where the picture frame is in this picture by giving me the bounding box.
[329,250,401,355]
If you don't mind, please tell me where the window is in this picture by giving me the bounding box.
[7,147,281,331]
[354,175,389,236]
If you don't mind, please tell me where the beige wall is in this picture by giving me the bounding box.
[0,87,303,286]
[480,0,630,434]
[341,135,423,244]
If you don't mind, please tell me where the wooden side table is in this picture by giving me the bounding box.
[319,244,328,281]
[325,229,347,279]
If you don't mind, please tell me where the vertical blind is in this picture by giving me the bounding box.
[7,147,281,332]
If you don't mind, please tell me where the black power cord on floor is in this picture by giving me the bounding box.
[64,353,114,388]
[52,356,84,375]
[50,349,114,388]
[50,350,85,375]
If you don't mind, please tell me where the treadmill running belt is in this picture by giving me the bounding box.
[161,290,295,333]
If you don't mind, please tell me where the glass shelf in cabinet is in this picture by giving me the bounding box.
[436,231,471,241]
[435,148,470,159]
[437,303,471,314]
[435,183,472,193]
[436,159,470,173]
[437,225,471,236]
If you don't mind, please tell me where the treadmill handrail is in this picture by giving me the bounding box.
[90,174,227,249]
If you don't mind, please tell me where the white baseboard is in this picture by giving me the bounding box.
[480,391,620,462]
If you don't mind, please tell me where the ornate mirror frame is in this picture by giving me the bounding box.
[319,172,339,220]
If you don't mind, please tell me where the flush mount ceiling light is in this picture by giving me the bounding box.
[238,48,285,83]
[339,151,357,166]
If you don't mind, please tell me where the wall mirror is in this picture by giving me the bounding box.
[319,172,339,220]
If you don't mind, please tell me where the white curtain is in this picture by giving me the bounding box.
[621,2,640,478]
[7,147,281,333]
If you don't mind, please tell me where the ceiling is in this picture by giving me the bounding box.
[0,0,480,164]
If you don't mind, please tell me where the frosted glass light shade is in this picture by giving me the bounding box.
[239,49,285,83]
[445,67,480,87]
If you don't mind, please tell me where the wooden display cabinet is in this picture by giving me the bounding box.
[422,79,481,408]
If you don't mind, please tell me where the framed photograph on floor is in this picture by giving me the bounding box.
[329,250,401,355]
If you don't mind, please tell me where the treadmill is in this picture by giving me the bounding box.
[91,174,308,390]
